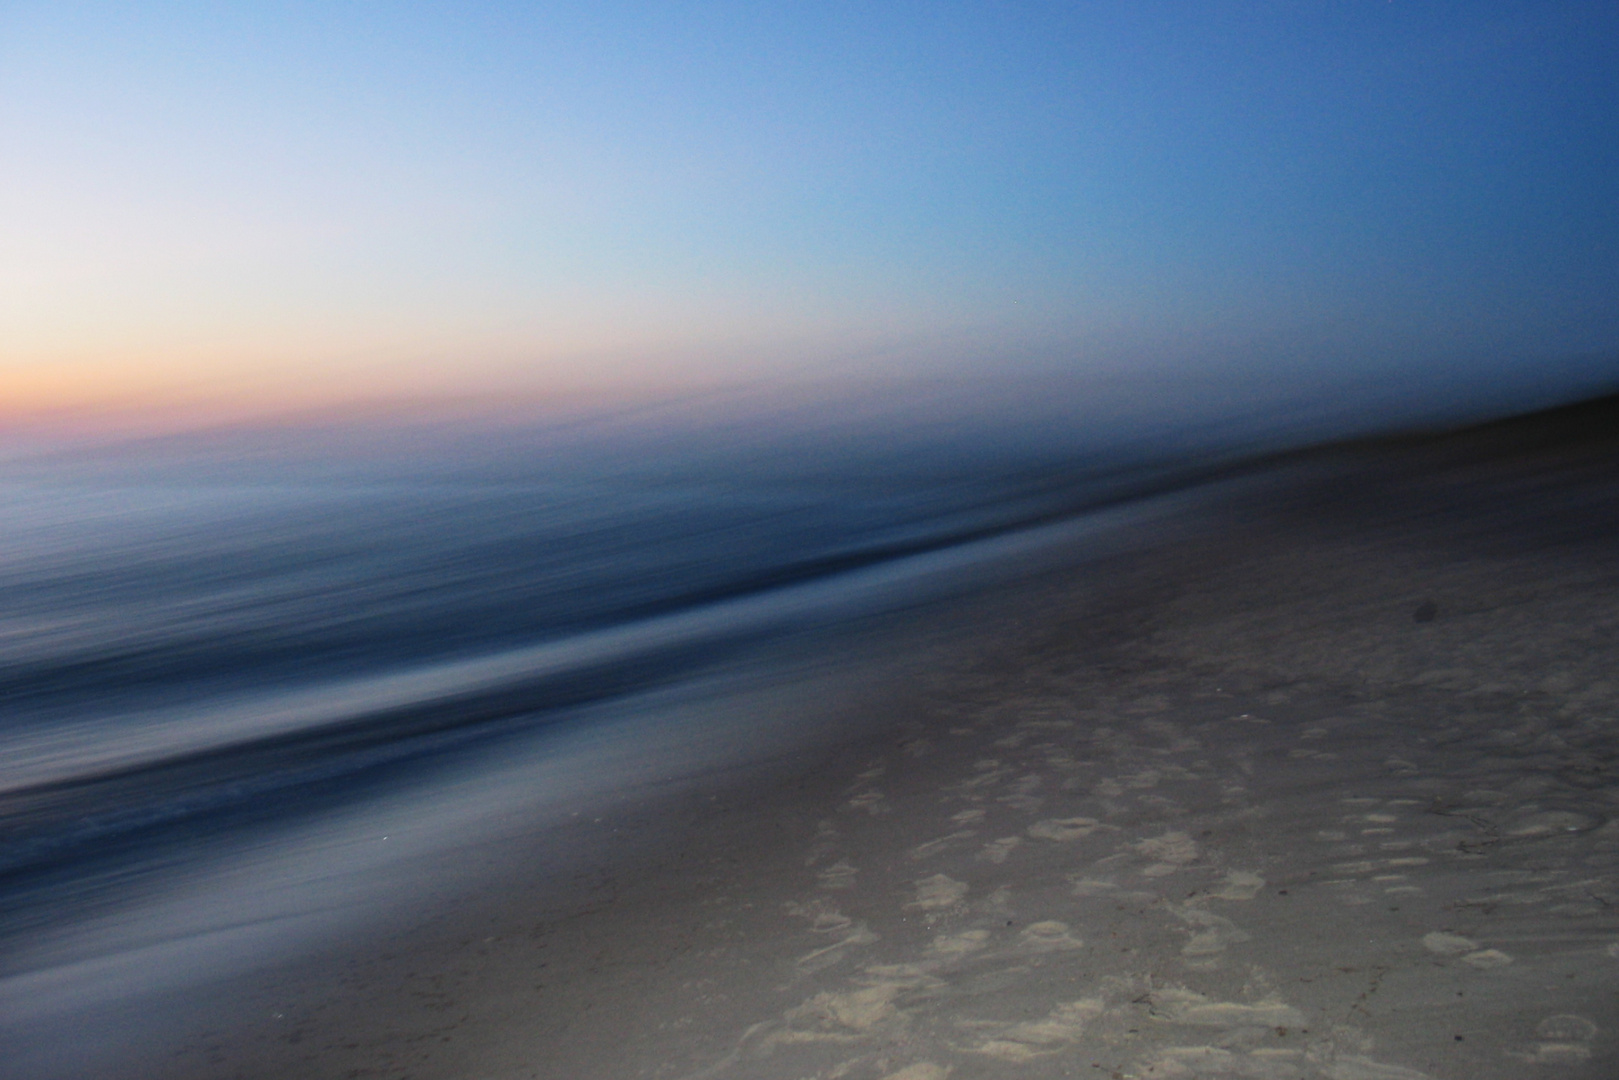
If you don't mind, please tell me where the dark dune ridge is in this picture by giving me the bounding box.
[7,389,1619,1079]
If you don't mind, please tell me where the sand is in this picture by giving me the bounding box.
[57,415,1619,1079]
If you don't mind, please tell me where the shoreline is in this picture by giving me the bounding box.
[16,400,1619,1079]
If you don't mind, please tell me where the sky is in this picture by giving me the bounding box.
[2,1,1617,428]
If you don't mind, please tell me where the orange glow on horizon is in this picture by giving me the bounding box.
[0,313,1007,442]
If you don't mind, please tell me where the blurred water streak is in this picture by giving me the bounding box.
[0,414,1248,1007]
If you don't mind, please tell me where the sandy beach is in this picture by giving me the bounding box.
[33,400,1619,1080]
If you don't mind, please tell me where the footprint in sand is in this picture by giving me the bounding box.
[909,831,978,860]
[846,789,889,815]
[795,924,880,972]
[1424,932,1476,958]
[997,774,1044,812]
[776,984,903,1042]
[1355,811,1399,835]
[1043,748,1079,769]
[963,998,1107,1061]
[979,836,1022,863]
[926,928,992,961]
[1069,876,1119,897]
[1138,991,1434,1080]
[1460,948,1513,968]
[899,737,934,758]
[1120,768,1163,789]
[907,874,968,921]
[1539,1014,1599,1041]
[804,819,841,865]
[1018,920,1084,952]
[1145,987,1303,1028]
[760,969,944,1051]
[1504,809,1599,838]
[1319,1056,1436,1079]
[785,900,853,934]
[1421,930,1514,967]
[1138,1045,1307,1079]
[1512,1014,1600,1065]
[954,762,1012,794]
[1173,906,1251,963]
[982,885,1014,915]
[1027,816,1102,841]
[817,860,859,890]
[878,1065,950,1080]
[1202,871,1264,901]
[1136,830,1199,876]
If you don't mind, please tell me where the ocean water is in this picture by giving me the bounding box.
[0,412,1247,1035]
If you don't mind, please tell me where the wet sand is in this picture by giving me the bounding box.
[54,400,1619,1079]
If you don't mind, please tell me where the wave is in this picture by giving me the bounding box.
[0,444,1230,962]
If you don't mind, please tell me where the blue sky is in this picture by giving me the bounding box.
[2,1,1615,419]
